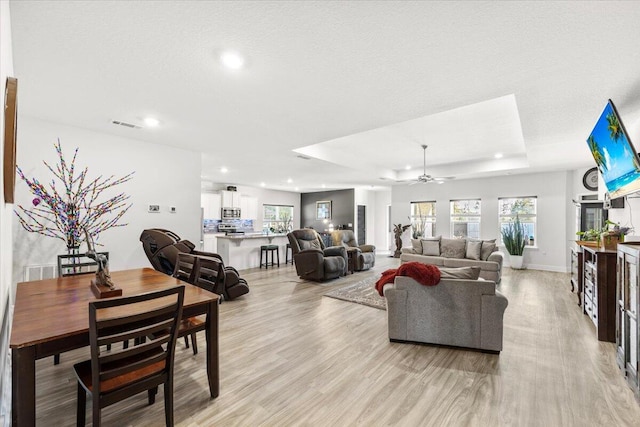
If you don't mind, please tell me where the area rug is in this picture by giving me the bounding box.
[323,276,386,310]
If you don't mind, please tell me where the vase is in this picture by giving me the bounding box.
[509,254,524,270]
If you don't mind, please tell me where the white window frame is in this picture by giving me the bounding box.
[450,199,481,239]
[263,204,294,234]
[498,196,537,246]
[410,201,436,238]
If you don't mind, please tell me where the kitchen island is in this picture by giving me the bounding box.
[217,233,290,270]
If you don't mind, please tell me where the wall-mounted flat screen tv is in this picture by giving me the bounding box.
[587,99,640,199]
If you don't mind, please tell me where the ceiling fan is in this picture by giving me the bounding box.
[407,144,454,185]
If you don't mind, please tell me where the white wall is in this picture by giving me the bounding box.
[354,188,377,246]
[391,171,572,272]
[12,117,201,285]
[374,189,392,252]
[0,1,14,421]
[201,182,301,231]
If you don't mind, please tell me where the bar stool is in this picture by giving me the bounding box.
[260,245,280,268]
[285,243,293,265]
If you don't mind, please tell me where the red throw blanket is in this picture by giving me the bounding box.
[375,262,441,296]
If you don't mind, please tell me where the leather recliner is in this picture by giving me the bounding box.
[330,230,376,271]
[287,229,347,281]
[140,228,249,300]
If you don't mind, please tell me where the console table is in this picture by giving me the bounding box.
[582,245,617,342]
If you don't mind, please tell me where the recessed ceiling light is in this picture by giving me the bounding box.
[405,165,411,170]
[143,117,160,127]
[260,182,266,187]
[295,187,299,191]
[322,184,326,188]
[437,181,444,185]
[220,51,245,70]
[220,167,228,173]
[287,178,293,184]
[494,153,503,159]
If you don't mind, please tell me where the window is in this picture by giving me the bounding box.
[450,199,481,239]
[498,197,537,245]
[410,201,436,238]
[263,205,294,234]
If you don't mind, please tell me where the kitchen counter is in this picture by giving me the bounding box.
[216,234,290,270]
[217,233,288,240]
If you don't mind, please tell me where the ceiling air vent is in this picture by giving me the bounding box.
[296,155,311,160]
[111,120,142,129]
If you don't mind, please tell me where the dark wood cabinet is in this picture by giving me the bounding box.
[617,243,640,399]
[582,246,617,342]
[571,245,583,305]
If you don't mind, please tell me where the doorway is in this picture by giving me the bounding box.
[357,205,366,244]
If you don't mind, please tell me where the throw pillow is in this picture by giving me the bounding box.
[421,236,441,256]
[465,240,482,260]
[440,238,466,258]
[439,266,482,280]
[481,241,497,260]
[411,239,422,253]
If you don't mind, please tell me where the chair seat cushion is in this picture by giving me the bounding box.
[74,347,165,394]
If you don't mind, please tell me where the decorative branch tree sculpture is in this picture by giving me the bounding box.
[14,139,134,250]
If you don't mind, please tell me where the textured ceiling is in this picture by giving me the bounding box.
[9,1,640,192]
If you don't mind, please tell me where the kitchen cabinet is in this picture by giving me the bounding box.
[617,243,640,399]
[241,195,259,220]
[221,190,242,208]
[203,234,222,254]
[582,245,617,342]
[201,192,221,220]
[571,244,583,306]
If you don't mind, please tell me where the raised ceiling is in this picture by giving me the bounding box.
[9,1,640,192]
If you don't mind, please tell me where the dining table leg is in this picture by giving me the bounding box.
[205,299,219,398]
[12,346,36,426]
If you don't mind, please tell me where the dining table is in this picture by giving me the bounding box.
[10,267,220,426]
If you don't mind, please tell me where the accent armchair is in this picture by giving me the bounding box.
[330,230,376,271]
[287,229,347,281]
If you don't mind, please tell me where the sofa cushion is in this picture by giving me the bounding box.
[443,257,499,271]
[440,238,466,258]
[411,239,422,253]
[468,238,498,260]
[465,240,482,260]
[400,253,444,266]
[421,236,441,256]
[299,239,321,250]
[439,266,481,280]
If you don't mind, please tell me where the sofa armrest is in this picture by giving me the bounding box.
[359,244,376,252]
[324,246,347,257]
[487,251,504,265]
[480,290,508,351]
[401,247,417,254]
[383,284,408,341]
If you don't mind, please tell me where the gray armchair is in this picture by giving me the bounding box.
[287,229,347,281]
[330,230,375,271]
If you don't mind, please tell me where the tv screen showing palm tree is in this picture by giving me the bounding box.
[587,100,640,198]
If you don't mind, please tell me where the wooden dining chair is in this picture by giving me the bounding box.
[192,255,226,296]
[54,252,111,365]
[171,253,205,355]
[73,286,184,427]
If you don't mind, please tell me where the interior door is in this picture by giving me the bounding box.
[357,205,366,245]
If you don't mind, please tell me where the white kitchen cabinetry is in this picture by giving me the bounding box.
[221,190,242,208]
[203,234,222,253]
[241,195,259,220]
[201,192,222,220]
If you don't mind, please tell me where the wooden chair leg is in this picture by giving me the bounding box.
[184,335,190,349]
[76,382,86,427]
[92,393,101,427]
[164,381,174,427]
[148,386,158,405]
[190,333,198,355]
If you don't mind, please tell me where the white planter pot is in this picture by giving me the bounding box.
[509,254,524,269]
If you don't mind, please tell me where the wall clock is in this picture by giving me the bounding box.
[3,77,17,204]
[583,167,598,192]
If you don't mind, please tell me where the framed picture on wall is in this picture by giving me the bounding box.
[316,200,331,220]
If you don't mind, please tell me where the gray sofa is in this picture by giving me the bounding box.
[383,276,508,352]
[400,237,504,283]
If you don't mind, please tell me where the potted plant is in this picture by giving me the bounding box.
[601,219,633,250]
[501,215,526,269]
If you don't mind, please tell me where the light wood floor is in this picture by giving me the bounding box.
[31,256,640,426]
